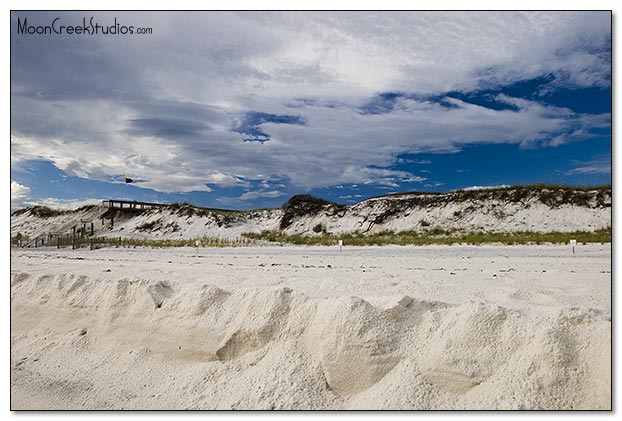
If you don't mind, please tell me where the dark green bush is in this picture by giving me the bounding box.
[312,223,325,233]
[30,206,62,218]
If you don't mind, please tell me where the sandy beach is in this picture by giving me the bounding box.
[10,244,611,410]
[10,8,614,414]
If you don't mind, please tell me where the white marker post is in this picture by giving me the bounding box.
[338,239,343,253]
[195,239,200,254]
[570,239,577,255]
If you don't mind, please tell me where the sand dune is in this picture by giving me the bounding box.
[10,245,611,410]
[11,187,612,243]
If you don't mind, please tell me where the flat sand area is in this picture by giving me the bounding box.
[10,244,611,409]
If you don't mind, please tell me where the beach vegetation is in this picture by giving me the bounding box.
[242,226,611,247]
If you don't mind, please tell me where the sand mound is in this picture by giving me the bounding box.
[304,296,402,394]
[417,302,521,394]
[10,273,610,410]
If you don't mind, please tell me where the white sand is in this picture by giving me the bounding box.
[10,244,611,410]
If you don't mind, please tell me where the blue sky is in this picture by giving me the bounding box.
[11,11,611,210]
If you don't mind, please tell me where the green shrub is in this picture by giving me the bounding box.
[312,223,326,233]
[280,195,345,229]
[30,206,62,218]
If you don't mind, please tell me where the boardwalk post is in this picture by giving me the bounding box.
[91,222,94,236]
[57,236,60,249]
[72,227,76,250]
[90,237,94,251]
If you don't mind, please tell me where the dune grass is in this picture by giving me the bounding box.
[15,226,610,249]
[26,235,252,249]
[96,235,254,248]
[242,227,611,246]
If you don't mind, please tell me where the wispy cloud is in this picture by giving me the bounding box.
[564,155,611,175]
[24,197,102,210]
[462,184,511,191]
[239,190,285,200]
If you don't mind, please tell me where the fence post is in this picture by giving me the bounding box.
[72,227,76,250]
[90,237,94,251]
[57,236,60,249]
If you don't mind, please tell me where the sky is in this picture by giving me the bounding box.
[10,11,612,211]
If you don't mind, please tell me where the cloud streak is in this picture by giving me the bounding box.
[565,155,611,175]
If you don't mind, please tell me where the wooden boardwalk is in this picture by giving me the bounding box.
[102,199,166,210]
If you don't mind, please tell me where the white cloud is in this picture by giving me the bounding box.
[402,176,427,183]
[24,197,102,210]
[204,173,248,188]
[239,190,285,200]
[11,182,101,211]
[11,181,31,210]
[564,155,611,175]
[11,179,103,211]
[10,93,608,193]
[11,181,30,201]
[10,11,611,196]
[230,11,610,96]
[462,185,511,191]
[424,182,444,188]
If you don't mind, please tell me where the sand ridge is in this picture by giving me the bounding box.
[11,266,611,410]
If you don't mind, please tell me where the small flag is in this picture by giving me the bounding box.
[124,175,133,184]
